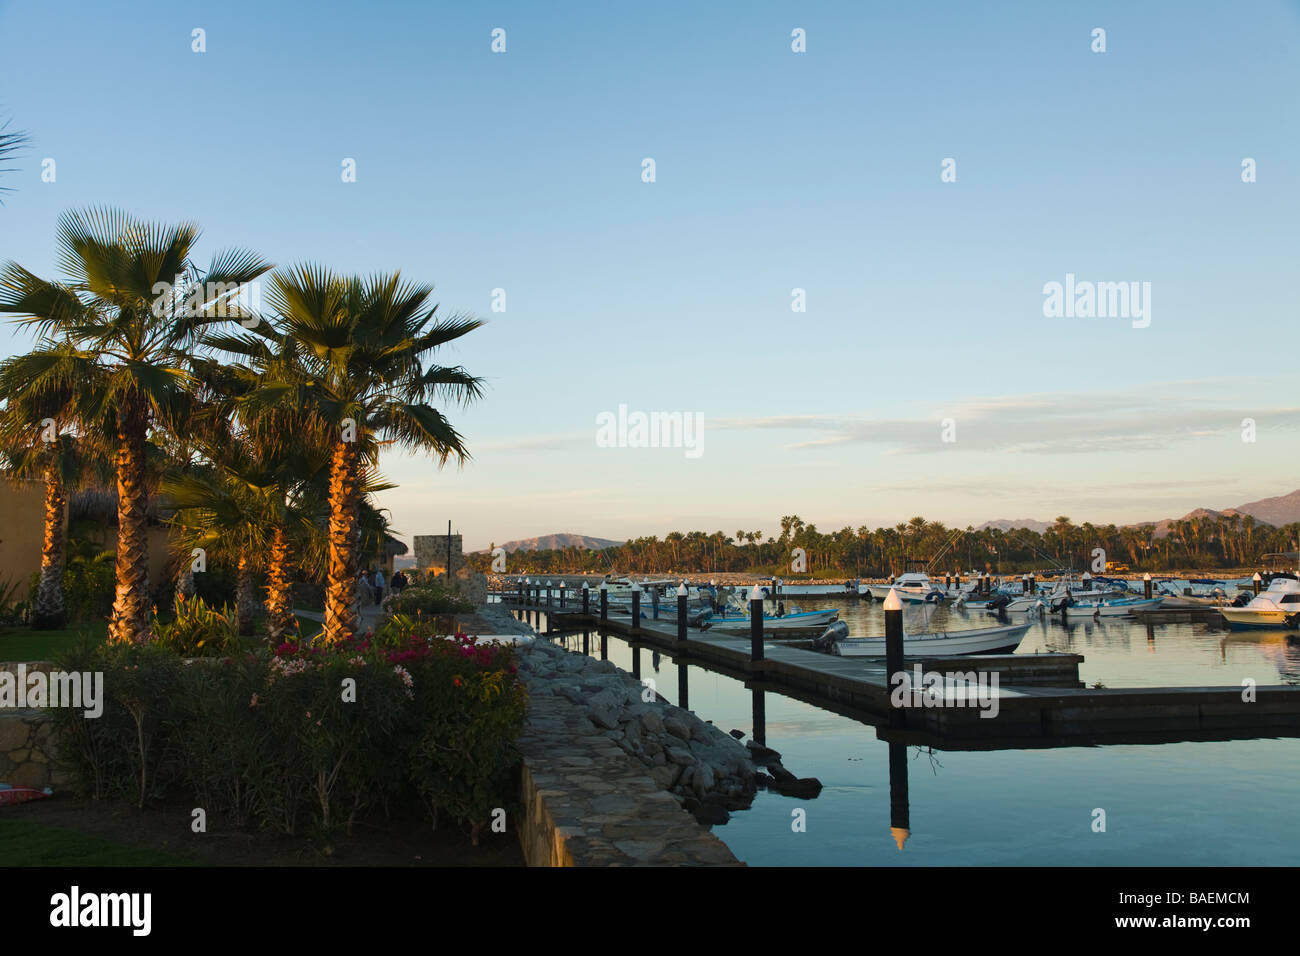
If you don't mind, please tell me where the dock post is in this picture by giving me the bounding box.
[582,581,590,615]
[749,584,764,663]
[1029,573,1036,593]
[884,588,905,727]
[545,580,552,608]
[1253,572,1262,595]
[631,583,641,631]
[677,583,688,644]
[523,578,530,605]
[560,582,566,609]
[599,581,608,621]
[1021,575,1028,594]
[1143,573,1152,599]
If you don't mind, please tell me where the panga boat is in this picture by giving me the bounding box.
[1217,576,1300,630]
[708,607,840,633]
[1060,596,1164,618]
[829,621,1032,657]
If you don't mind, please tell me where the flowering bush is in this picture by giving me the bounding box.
[50,627,528,841]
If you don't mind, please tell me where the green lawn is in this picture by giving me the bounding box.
[0,620,107,661]
[0,819,191,866]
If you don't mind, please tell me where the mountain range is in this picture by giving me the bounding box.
[481,533,624,554]
[979,489,1300,535]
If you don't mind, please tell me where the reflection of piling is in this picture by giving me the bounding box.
[600,633,608,661]
[888,741,910,851]
[582,629,590,656]
[750,585,765,663]
[752,686,766,745]
[678,659,689,710]
[632,643,641,680]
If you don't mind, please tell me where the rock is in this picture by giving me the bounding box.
[729,729,745,740]
[745,740,782,764]
[769,776,823,799]
[768,763,797,784]
[663,716,691,741]
[640,710,665,736]
[664,745,694,766]
[643,738,663,757]
[649,765,679,789]
[651,751,667,766]
[692,801,729,826]
[555,684,585,705]
[587,706,619,730]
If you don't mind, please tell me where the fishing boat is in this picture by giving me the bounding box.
[1217,576,1300,630]
[708,607,840,632]
[829,621,1032,657]
[1060,596,1164,618]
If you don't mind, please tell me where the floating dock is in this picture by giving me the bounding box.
[505,602,1300,749]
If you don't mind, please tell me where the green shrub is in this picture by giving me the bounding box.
[386,584,473,619]
[151,597,240,656]
[49,628,527,841]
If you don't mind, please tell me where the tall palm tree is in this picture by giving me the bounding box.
[0,208,272,643]
[255,266,484,643]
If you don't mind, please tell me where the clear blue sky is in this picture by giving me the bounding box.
[2,0,1297,550]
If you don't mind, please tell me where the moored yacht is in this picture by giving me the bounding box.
[1217,576,1300,630]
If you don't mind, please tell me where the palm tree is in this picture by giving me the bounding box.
[0,393,106,628]
[0,118,30,201]
[0,208,272,643]
[256,266,483,643]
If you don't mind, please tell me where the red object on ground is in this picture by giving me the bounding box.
[0,784,52,806]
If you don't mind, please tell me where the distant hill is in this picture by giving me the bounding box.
[485,533,622,554]
[976,492,1299,538]
[1233,489,1300,527]
[978,519,1053,533]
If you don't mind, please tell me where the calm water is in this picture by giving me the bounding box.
[513,603,1300,866]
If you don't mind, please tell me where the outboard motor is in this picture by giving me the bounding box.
[1050,595,1073,613]
[923,588,946,604]
[986,593,1012,612]
[687,606,714,627]
[1231,592,1251,608]
[812,620,849,651]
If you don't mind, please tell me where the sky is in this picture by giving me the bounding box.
[1,0,1298,552]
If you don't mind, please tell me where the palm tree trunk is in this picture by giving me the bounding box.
[109,399,152,645]
[33,458,67,630]
[323,437,360,643]
[265,523,294,642]
[175,562,196,609]
[236,550,258,636]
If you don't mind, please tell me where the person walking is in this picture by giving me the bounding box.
[391,569,407,595]
[373,568,386,605]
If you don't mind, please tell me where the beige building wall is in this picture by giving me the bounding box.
[0,479,54,591]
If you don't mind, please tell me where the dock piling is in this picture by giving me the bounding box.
[750,584,764,663]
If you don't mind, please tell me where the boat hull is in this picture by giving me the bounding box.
[832,623,1031,657]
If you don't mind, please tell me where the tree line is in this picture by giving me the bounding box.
[469,513,1300,577]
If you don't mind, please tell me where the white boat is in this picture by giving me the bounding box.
[1217,577,1300,630]
[832,622,1032,657]
[709,607,840,633]
[1060,596,1164,618]
[867,572,967,603]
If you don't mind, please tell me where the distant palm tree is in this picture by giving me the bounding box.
[255,266,483,643]
[0,208,272,643]
[0,119,31,201]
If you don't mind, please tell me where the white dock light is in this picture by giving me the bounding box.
[1143,572,1151,580]
[750,584,763,601]
[631,581,641,592]
[677,583,687,596]
[599,580,607,591]
[883,587,903,611]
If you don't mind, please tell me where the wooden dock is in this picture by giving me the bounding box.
[510,603,1300,749]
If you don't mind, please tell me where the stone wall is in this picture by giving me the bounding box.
[0,710,64,789]
[414,534,465,575]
